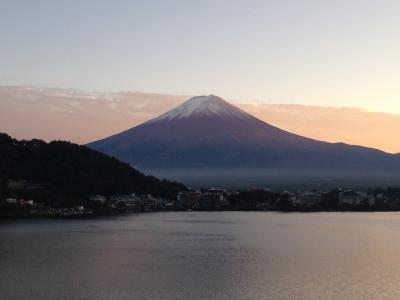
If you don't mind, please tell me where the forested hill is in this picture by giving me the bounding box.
[0,133,186,202]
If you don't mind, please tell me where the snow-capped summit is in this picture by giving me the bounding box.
[88,94,400,188]
[148,95,250,123]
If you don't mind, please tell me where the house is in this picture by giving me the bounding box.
[6,180,46,191]
[111,194,143,212]
[18,199,34,207]
[367,194,376,207]
[340,190,364,206]
[142,194,158,211]
[89,195,107,203]
[6,180,26,190]
[295,192,321,208]
[373,193,389,207]
[5,198,17,204]
[200,188,228,210]
[177,191,201,210]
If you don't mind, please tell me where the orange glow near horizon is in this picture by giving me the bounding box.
[1,87,400,154]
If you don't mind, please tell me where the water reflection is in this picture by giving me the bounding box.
[1,212,400,299]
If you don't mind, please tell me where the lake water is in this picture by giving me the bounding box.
[1,212,400,299]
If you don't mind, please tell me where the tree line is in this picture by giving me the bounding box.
[0,133,186,208]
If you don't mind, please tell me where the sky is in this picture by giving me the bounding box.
[1,0,400,113]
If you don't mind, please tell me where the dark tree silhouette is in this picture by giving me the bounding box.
[0,133,186,206]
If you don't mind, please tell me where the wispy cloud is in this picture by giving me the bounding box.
[1,86,399,153]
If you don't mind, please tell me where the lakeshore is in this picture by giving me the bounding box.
[2,186,400,220]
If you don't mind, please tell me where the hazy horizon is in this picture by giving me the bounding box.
[1,85,400,154]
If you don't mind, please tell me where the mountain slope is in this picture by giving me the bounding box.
[2,86,400,153]
[88,95,400,188]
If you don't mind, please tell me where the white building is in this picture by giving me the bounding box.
[295,192,321,207]
[340,190,364,206]
[5,198,17,204]
[89,195,107,203]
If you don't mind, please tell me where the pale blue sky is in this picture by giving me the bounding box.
[1,0,400,112]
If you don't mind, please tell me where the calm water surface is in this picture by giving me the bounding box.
[1,212,400,299]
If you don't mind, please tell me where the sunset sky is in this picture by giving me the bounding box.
[1,87,400,154]
[2,0,400,114]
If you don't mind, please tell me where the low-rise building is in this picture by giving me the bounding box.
[295,192,321,208]
[89,195,107,203]
[7,180,27,190]
[18,199,34,207]
[142,194,158,211]
[177,191,201,210]
[340,190,364,206]
[200,188,229,210]
[5,198,17,204]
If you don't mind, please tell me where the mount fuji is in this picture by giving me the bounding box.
[88,95,400,188]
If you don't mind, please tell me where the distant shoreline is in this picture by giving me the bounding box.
[3,208,400,221]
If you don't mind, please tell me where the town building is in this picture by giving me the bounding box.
[295,192,321,208]
[177,191,201,210]
[200,188,229,210]
[89,195,107,203]
[340,189,364,206]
